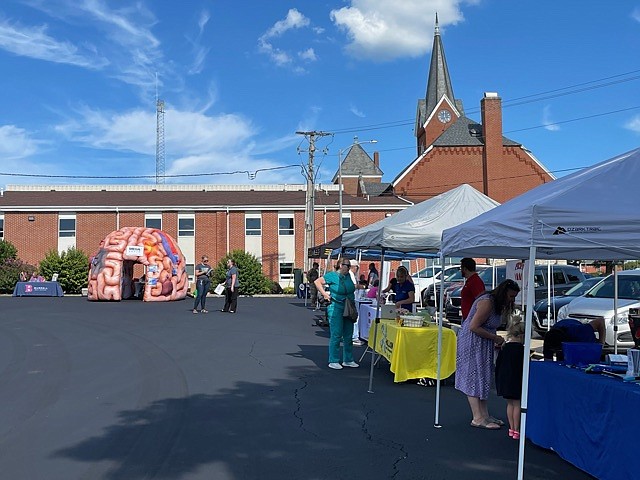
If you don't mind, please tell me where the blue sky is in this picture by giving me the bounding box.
[0,0,639,189]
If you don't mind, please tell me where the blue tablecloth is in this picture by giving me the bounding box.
[528,361,639,480]
[12,281,64,297]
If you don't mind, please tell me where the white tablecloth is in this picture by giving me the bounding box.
[357,302,377,340]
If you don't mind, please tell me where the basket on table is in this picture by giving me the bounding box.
[400,315,425,327]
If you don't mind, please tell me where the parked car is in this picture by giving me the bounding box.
[444,264,587,325]
[445,266,507,322]
[556,270,640,347]
[531,277,603,335]
[422,265,490,308]
[412,265,459,305]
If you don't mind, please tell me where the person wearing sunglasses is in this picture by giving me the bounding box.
[314,260,359,370]
[455,278,520,430]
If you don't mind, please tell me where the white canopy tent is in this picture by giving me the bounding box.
[341,184,499,406]
[342,184,499,253]
[440,147,640,480]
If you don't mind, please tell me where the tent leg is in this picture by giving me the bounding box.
[368,248,386,394]
[434,252,445,428]
[517,246,537,480]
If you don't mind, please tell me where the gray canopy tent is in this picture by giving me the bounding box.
[341,184,499,399]
[440,147,640,480]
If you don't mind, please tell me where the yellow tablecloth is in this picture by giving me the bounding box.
[368,319,456,383]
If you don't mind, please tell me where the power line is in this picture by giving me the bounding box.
[0,164,300,180]
[326,68,640,135]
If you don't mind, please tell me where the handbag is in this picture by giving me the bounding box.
[214,283,225,295]
[343,297,358,322]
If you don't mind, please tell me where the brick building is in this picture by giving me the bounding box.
[0,183,410,286]
[394,16,554,203]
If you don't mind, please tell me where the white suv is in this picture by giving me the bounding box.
[411,266,460,303]
[556,270,640,347]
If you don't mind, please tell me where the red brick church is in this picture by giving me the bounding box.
[389,16,554,204]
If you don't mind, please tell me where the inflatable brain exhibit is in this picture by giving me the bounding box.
[88,227,188,302]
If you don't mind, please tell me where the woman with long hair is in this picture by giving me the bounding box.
[455,279,520,430]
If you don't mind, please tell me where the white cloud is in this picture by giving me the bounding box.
[350,105,366,117]
[632,7,640,23]
[330,0,470,61]
[542,105,560,131]
[53,106,302,183]
[186,9,211,74]
[0,125,42,159]
[263,8,310,39]
[0,19,108,68]
[258,8,317,71]
[298,48,317,62]
[23,0,163,90]
[624,115,640,133]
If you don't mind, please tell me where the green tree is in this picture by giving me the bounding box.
[39,247,89,294]
[212,250,272,295]
[0,257,35,293]
[0,239,18,264]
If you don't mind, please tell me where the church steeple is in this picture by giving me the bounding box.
[424,13,458,120]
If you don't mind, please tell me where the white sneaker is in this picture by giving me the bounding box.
[328,362,343,370]
[352,339,365,346]
[342,361,359,368]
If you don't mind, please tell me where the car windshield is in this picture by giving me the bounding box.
[477,267,506,286]
[445,270,464,282]
[564,277,601,296]
[413,267,442,278]
[584,274,640,300]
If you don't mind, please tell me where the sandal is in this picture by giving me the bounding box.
[488,416,505,426]
[512,431,520,440]
[470,418,501,430]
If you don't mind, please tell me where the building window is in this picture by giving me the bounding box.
[59,216,76,237]
[245,217,262,236]
[280,262,294,280]
[145,214,162,230]
[178,216,194,237]
[185,263,195,280]
[341,212,351,232]
[278,217,294,236]
[0,214,3,239]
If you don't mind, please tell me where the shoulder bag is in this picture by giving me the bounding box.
[343,297,358,322]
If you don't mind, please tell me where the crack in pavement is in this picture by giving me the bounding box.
[293,376,321,439]
[247,341,264,367]
[361,407,408,478]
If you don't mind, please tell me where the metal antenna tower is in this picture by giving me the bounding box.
[155,74,166,184]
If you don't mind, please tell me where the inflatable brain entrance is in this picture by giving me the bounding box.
[88,227,188,302]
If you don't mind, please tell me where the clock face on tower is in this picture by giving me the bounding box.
[437,109,452,123]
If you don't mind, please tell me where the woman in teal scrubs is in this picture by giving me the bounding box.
[315,260,358,370]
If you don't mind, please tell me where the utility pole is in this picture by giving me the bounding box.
[297,130,330,271]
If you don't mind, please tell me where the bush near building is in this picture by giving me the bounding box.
[212,250,272,295]
[0,239,36,294]
[39,247,89,294]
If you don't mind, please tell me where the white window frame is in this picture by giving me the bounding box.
[0,213,3,239]
[341,211,352,232]
[178,214,195,237]
[245,212,262,236]
[59,214,76,238]
[279,262,294,281]
[278,213,294,236]
[145,213,162,230]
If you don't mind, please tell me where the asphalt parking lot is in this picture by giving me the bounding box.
[0,295,591,480]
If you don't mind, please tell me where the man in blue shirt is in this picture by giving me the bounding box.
[543,318,605,360]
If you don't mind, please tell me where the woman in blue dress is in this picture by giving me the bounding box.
[455,279,520,429]
[314,260,358,370]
